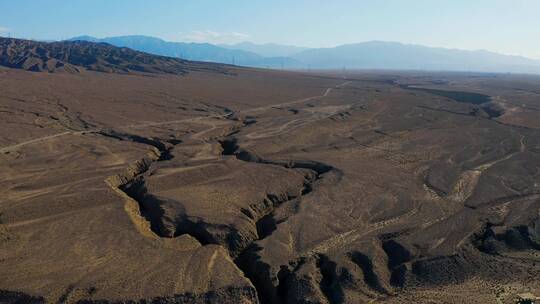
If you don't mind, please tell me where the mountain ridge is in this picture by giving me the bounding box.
[69,35,298,68]
[290,40,540,73]
[0,36,231,75]
[5,35,540,74]
[67,35,540,74]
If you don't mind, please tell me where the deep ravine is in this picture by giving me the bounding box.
[102,125,342,303]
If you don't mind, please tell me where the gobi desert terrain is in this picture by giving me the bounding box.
[0,37,539,303]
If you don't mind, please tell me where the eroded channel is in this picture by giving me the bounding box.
[102,120,342,304]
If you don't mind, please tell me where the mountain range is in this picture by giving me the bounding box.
[26,35,540,74]
[292,41,540,74]
[0,37,229,75]
[68,35,297,68]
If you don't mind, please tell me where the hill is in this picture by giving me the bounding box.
[0,37,229,75]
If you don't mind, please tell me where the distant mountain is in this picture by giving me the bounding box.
[68,35,299,68]
[68,35,101,43]
[0,37,229,75]
[66,36,540,74]
[291,41,540,74]
[220,41,309,57]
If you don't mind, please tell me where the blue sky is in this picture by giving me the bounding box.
[1,0,539,58]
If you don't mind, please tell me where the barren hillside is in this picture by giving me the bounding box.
[0,41,539,304]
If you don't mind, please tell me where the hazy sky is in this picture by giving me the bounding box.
[1,0,539,58]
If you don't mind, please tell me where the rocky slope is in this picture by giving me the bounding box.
[0,37,230,74]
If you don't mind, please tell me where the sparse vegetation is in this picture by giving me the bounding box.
[1,38,539,303]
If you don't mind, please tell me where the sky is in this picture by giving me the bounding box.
[1,0,539,59]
